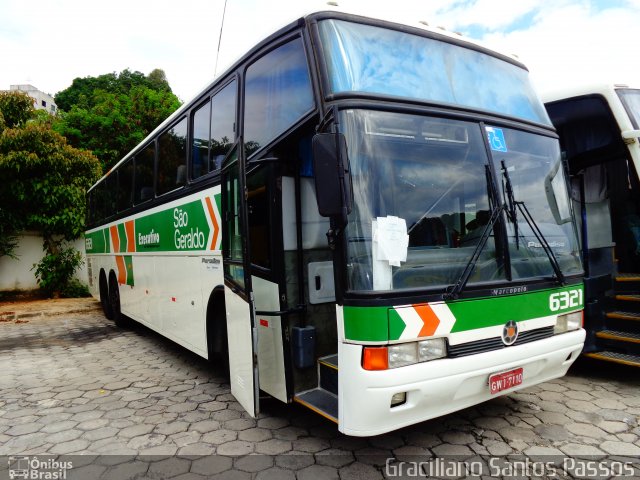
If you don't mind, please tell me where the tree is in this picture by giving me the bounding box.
[0,94,101,295]
[0,91,34,129]
[53,69,181,172]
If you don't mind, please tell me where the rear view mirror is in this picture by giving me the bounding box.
[312,132,352,217]
[545,160,572,224]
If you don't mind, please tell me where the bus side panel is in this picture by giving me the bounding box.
[158,256,207,356]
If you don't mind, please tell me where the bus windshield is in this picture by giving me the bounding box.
[618,88,640,129]
[318,19,551,125]
[341,109,583,293]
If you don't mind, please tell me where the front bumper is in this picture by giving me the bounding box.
[338,329,585,436]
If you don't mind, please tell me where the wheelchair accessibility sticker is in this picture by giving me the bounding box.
[486,127,508,152]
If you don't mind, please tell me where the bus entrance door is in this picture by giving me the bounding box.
[221,145,259,417]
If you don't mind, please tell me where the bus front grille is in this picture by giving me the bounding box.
[447,326,555,358]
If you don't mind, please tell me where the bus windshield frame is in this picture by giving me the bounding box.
[339,108,583,295]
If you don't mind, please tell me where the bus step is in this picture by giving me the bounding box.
[293,388,338,424]
[596,330,640,344]
[605,311,640,321]
[615,273,640,282]
[584,351,640,367]
[318,354,338,395]
[615,294,640,302]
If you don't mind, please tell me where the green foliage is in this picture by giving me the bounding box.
[54,86,181,171]
[0,207,18,258]
[54,68,171,111]
[0,91,35,129]
[53,69,181,171]
[0,87,99,297]
[0,123,101,240]
[32,243,85,297]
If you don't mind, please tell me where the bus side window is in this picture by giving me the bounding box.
[244,37,314,157]
[104,172,117,218]
[191,99,210,179]
[117,159,134,212]
[158,117,187,195]
[210,80,236,173]
[135,142,155,204]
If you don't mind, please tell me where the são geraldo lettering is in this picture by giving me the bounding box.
[173,207,205,249]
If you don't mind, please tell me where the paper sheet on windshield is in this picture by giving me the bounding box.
[373,216,409,267]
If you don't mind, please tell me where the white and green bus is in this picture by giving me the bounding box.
[544,84,640,367]
[85,11,585,436]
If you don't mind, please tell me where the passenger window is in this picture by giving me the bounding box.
[244,38,314,156]
[135,143,155,204]
[210,80,236,172]
[94,183,107,223]
[86,190,94,225]
[192,100,210,179]
[247,165,271,270]
[104,173,117,218]
[158,117,187,195]
[116,159,134,212]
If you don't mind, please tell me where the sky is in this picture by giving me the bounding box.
[1,0,639,103]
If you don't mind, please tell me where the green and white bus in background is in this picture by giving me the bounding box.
[544,84,640,368]
[85,11,585,436]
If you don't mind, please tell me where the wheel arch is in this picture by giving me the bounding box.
[206,286,228,359]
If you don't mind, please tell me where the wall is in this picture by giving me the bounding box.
[0,232,87,292]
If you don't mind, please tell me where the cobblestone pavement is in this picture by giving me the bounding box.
[0,305,639,479]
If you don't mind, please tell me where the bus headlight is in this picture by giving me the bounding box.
[364,339,447,370]
[554,311,583,334]
[418,338,446,361]
[388,343,418,368]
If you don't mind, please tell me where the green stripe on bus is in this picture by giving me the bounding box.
[124,255,134,286]
[135,199,210,252]
[388,309,406,341]
[343,305,389,342]
[448,284,584,333]
[342,284,584,343]
[85,228,109,254]
[117,223,127,252]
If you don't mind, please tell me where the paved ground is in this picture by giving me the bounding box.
[0,300,639,479]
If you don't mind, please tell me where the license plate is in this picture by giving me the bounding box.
[489,367,523,394]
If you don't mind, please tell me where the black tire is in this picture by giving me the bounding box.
[108,272,129,328]
[99,271,113,320]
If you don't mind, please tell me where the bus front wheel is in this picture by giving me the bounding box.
[207,289,229,376]
[99,270,113,320]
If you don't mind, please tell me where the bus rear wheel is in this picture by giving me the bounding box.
[108,272,129,328]
[99,271,113,320]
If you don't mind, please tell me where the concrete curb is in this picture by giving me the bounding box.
[0,299,101,322]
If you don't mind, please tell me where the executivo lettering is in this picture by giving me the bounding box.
[138,229,160,246]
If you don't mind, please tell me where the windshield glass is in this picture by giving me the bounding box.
[341,110,582,293]
[617,88,640,129]
[489,127,583,280]
[318,19,551,125]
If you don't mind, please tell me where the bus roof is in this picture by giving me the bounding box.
[542,83,639,104]
[92,10,529,190]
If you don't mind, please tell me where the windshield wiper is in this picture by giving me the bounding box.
[444,165,502,300]
[501,160,566,285]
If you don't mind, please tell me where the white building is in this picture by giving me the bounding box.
[9,84,57,114]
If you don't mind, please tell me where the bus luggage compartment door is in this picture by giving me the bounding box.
[224,284,259,417]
